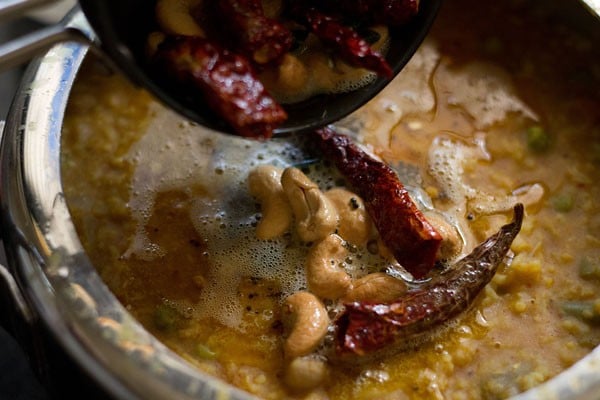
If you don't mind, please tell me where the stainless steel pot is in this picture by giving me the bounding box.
[0,8,255,400]
[1,5,600,400]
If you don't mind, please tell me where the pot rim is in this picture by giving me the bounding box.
[1,6,599,400]
[0,8,255,400]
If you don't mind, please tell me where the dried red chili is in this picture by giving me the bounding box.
[210,0,293,66]
[318,0,420,26]
[153,36,287,139]
[314,127,441,278]
[337,204,524,355]
[289,6,393,77]
[150,0,422,137]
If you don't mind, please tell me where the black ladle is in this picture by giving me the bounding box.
[80,0,442,135]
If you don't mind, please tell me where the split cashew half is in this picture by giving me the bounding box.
[282,292,330,359]
[423,211,463,261]
[248,165,293,240]
[281,168,339,243]
[343,272,407,303]
[325,188,373,246]
[155,0,205,37]
[306,234,352,300]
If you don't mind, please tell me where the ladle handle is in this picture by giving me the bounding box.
[0,0,56,19]
[0,24,91,71]
[0,0,91,71]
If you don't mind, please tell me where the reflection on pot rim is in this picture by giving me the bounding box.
[2,1,600,400]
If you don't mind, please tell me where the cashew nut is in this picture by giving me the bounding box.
[248,165,293,240]
[155,0,205,37]
[325,188,373,246]
[281,168,339,243]
[343,272,407,303]
[424,212,463,261]
[282,292,330,359]
[284,356,328,392]
[306,234,352,300]
[274,54,310,98]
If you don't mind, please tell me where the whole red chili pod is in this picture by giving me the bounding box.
[153,36,287,139]
[337,204,524,355]
[314,127,441,278]
[210,0,293,66]
[288,4,393,77]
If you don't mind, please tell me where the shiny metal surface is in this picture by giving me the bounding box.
[0,9,254,400]
[0,0,55,19]
[0,5,599,400]
[0,0,91,71]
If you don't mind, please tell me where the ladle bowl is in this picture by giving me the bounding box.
[78,0,442,135]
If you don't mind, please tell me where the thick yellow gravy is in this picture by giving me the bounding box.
[61,0,600,399]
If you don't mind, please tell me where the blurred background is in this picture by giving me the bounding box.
[0,21,34,120]
[1,0,75,118]
[1,3,75,399]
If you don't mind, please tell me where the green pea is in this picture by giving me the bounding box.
[153,304,179,332]
[197,344,217,360]
[526,125,551,153]
[551,193,574,213]
[579,257,600,281]
[561,300,600,325]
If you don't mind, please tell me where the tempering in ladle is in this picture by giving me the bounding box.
[75,0,441,137]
